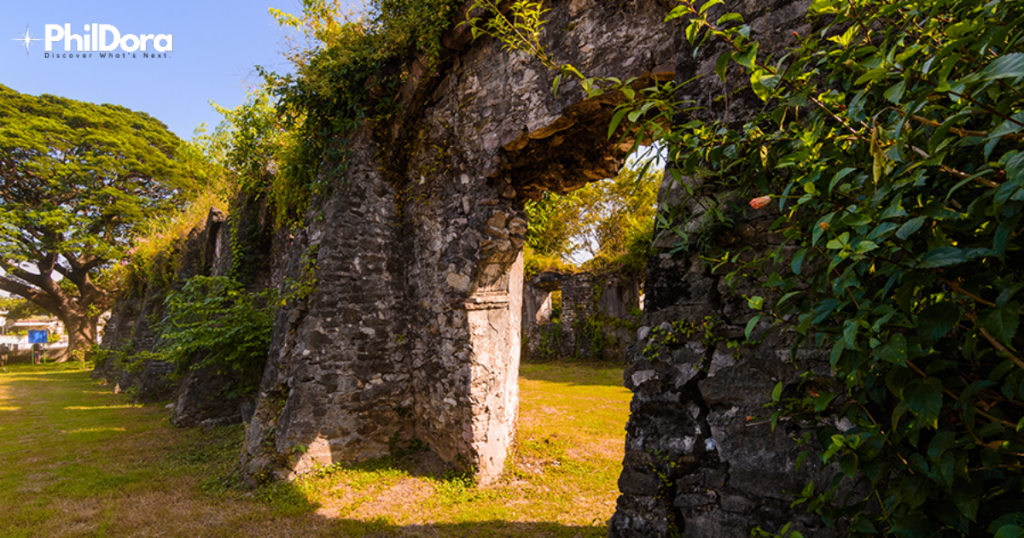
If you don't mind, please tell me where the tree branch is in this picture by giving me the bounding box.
[0,275,60,314]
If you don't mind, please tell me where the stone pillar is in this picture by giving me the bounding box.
[560,272,595,358]
[239,129,411,481]
[464,251,522,483]
[596,273,640,319]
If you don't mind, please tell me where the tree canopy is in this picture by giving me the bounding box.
[524,162,659,277]
[0,85,193,354]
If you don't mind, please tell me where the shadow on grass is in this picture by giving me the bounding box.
[250,477,608,537]
[0,362,616,537]
[186,430,610,537]
[519,360,625,387]
[302,518,605,538]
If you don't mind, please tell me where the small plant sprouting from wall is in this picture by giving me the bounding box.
[284,244,320,303]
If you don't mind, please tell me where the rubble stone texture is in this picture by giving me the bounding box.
[97,0,838,534]
[521,271,639,361]
[94,209,225,402]
[94,200,277,425]
[237,0,682,485]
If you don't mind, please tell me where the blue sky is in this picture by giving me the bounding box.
[1,0,363,139]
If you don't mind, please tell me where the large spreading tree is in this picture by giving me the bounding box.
[0,85,191,356]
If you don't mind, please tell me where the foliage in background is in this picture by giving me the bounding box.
[111,118,234,296]
[125,88,287,293]
[575,164,659,276]
[0,85,197,353]
[122,189,230,293]
[154,276,275,397]
[524,191,581,277]
[0,296,47,321]
[257,0,465,224]
[522,245,578,279]
[472,0,1024,535]
[523,164,658,278]
[209,88,305,228]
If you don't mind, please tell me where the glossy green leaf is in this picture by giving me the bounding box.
[875,334,908,366]
[665,5,690,22]
[980,53,1024,80]
[994,526,1024,538]
[715,51,733,82]
[903,378,943,427]
[896,216,926,240]
[978,302,1020,347]
[745,315,761,340]
[917,247,965,268]
[734,42,758,68]
[791,248,808,275]
[884,81,907,104]
[699,0,723,14]
[917,303,961,346]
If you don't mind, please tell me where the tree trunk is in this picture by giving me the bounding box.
[61,313,98,363]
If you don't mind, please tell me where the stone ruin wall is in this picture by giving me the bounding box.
[237,0,683,484]
[93,208,228,402]
[95,0,842,535]
[94,192,287,428]
[522,270,640,361]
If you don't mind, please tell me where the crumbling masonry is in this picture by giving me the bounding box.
[97,0,838,535]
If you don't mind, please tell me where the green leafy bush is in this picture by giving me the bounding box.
[470,0,1024,534]
[156,276,275,397]
[664,0,1024,534]
[258,0,465,222]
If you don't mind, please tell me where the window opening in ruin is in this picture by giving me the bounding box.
[549,290,562,323]
[521,142,660,363]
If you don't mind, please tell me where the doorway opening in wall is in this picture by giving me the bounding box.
[524,144,664,272]
[520,144,661,363]
[510,144,663,532]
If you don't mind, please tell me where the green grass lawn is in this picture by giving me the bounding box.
[0,360,630,537]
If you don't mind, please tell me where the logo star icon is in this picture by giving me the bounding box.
[13,24,40,56]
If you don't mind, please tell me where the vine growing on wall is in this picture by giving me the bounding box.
[254,0,465,226]
[467,0,1024,535]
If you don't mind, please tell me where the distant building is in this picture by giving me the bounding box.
[1,316,66,349]
[8,316,64,336]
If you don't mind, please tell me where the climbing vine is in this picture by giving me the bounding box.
[468,0,1024,535]
[256,0,465,225]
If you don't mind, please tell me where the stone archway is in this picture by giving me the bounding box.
[80,0,838,534]
[238,0,681,485]
[231,0,834,535]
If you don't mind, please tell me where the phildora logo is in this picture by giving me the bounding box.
[15,24,173,59]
